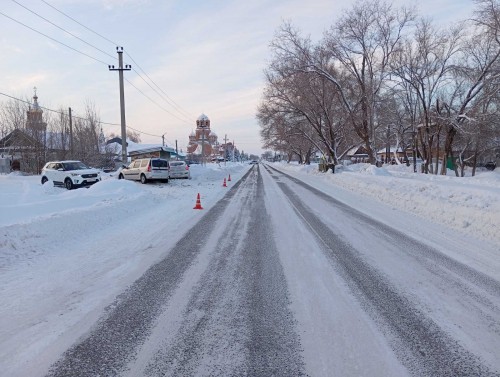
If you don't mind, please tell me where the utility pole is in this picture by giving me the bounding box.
[162,134,165,146]
[386,124,390,164]
[68,107,73,158]
[223,134,228,166]
[108,47,131,165]
[175,140,178,159]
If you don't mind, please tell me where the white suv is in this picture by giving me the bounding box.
[41,160,101,190]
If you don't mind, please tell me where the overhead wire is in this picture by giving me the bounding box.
[3,1,197,138]
[11,0,117,61]
[1,7,187,130]
[125,53,194,121]
[0,10,109,65]
[128,70,192,124]
[124,78,191,124]
[40,0,119,46]
[0,92,163,138]
[39,0,196,122]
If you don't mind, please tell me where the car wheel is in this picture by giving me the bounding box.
[41,176,48,184]
[140,174,147,184]
[118,173,124,179]
[64,178,73,190]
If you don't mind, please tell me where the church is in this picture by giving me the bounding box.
[186,114,220,161]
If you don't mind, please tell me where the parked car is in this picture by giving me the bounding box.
[484,161,497,171]
[118,158,170,184]
[169,161,191,179]
[41,160,101,190]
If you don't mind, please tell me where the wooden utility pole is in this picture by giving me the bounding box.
[68,107,73,158]
[108,47,131,165]
[224,134,228,166]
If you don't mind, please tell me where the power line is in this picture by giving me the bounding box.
[2,4,194,136]
[1,10,190,127]
[125,78,192,125]
[11,0,116,61]
[0,92,162,138]
[129,68,192,124]
[39,0,195,123]
[0,10,109,65]
[125,53,194,121]
[40,0,119,46]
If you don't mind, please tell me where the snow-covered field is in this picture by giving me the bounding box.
[0,161,499,376]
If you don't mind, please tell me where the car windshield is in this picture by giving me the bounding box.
[62,161,88,171]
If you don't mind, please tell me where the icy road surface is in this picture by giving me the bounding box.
[43,164,500,376]
[2,162,499,377]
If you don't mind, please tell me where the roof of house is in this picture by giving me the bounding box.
[128,146,176,156]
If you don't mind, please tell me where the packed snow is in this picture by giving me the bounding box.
[0,161,499,376]
[276,162,500,245]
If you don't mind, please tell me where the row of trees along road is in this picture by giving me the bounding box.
[257,0,500,176]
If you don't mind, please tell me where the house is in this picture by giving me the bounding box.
[106,138,179,165]
[345,146,369,163]
[377,147,414,163]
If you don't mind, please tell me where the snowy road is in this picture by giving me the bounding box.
[262,164,500,376]
[46,166,305,376]
[41,163,500,376]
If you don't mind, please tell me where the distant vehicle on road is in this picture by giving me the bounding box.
[118,158,170,184]
[169,161,191,179]
[41,160,101,190]
[249,160,259,165]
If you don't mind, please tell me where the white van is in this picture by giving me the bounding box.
[118,158,170,184]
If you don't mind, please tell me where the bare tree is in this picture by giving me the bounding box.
[391,18,462,173]
[270,1,414,165]
[437,0,500,175]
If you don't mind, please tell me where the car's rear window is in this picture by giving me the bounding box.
[170,162,184,166]
[152,159,169,168]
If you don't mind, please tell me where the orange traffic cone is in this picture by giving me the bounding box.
[223,178,227,187]
[193,193,203,209]
[228,174,231,182]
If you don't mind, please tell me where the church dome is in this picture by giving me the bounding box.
[197,113,209,121]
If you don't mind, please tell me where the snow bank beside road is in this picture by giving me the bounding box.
[0,162,250,377]
[272,162,500,245]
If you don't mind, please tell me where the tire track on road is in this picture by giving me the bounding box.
[265,165,498,377]
[45,169,253,377]
[143,165,306,376]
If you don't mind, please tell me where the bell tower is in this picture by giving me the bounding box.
[26,87,47,133]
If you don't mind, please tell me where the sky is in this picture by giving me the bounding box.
[0,0,477,156]
[0,162,499,376]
